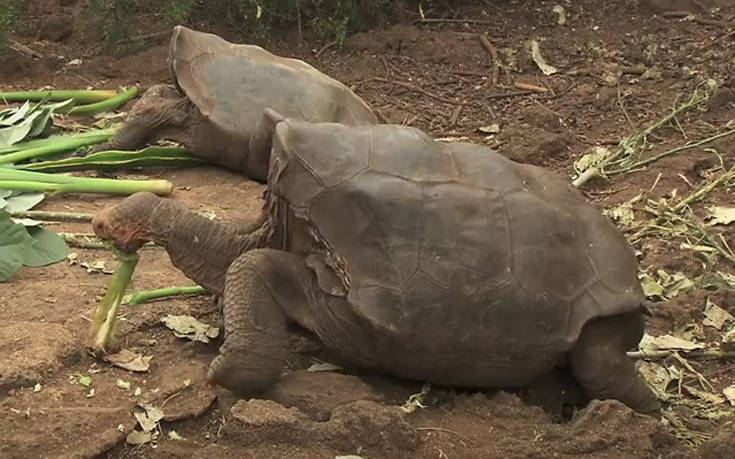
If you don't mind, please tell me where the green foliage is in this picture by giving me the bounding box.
[87,0,136,53]
[163,0,195,25]
[0,0,24,51]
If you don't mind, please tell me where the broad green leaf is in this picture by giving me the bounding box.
[12,218,43,226]
[2,191,45,213]
[0,110,45,147]
[22,226,70,267]
[0,211,31,282]
[23,146,203,173]
[0,101,31,126]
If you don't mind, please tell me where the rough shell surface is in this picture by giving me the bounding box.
[267,119,644,384]
[168,25,377,139]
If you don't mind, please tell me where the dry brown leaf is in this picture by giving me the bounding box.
[703,298,735,330]
[650,334,704,351]
[105,349,152,372]
[723,385,735,406]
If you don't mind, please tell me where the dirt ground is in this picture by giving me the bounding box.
[1,0,735,457]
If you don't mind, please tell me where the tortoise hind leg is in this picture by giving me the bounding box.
[207,249,316,395]
[568,311,661,414]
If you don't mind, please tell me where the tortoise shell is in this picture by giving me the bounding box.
[266,117,644,385]
[168,25,377,143]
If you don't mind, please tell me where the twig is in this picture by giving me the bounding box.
[314,40,337,59]
[447,105,463,129]
[513,82,548,93]
[117,30,170,46]
[9,40,44,59]
[372,77,457,104]
[416,427,476,445]
[486,90,533,99]
[10,210,93,223]
[478,34,500,84]
[627,349,735,359]
[418,18,498,25]
[660,11,735,27]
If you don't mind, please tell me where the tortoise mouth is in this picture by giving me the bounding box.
[92,216,149,252]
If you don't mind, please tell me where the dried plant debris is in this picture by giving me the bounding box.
[161,314,220,343]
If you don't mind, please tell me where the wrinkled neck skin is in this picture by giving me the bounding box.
[146,198,269,295]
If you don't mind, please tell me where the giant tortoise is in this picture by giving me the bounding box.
[94,25,377,181]
[92,112,660,414]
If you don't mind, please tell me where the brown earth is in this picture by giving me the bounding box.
[1,0,735,458]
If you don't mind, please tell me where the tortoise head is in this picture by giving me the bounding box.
[92,192,162,252]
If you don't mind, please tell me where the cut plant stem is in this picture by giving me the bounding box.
[22,146,204,173]
[124,286,208,306]
[0,128,116,164]
[66,87,139,116]
[86,248,139,357]
[0,89,118,104]
[0,169,173,196]
[10,210,94,223]
[573,87,711,187]
[672,165,735,213]
[60,232,158,249]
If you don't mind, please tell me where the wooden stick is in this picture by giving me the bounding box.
[513,82,549,93]
[478,34,500,84]
[9,40,43,59]
[314,40,337,59]
[418,18,498,26]
[448,105,463,129]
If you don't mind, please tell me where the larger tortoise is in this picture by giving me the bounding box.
[94,26,377,181]
[92,112,660,414]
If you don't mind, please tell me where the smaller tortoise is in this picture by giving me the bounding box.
[94,25,377,182]
[92,112,660,414]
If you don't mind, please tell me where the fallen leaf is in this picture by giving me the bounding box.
[526,39,557,75]
[721,329,735,352]
[703,298,735,330]
[168,430,184,440]
[574,146,611,174]
[161,314,220,343]
[307,362,342,372]
[116,379,131,390]
[401,383,431,413]
[135,402,164,432]
[80,259,114,274]
[106,349,152,372]
[77,374,92,387]
[477,124,500,134]
[86,388,95,398]
[604,193,642,229]
[126,430,153,445]
[637,361,678,400]
[33,383,42,392]
[650,334,704,351]
[684,385,726,404]
[705,206,735,226]
[640,273,664,298]
[724,385,735,406]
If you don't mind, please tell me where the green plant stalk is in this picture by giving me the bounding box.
[10,210,94,223]
[86,248,139,356]
[573,89,709,187]
[66,87,139,116]
[0,129,117,164]
[22,147,205,173]
[0,89,118,104]
[124,285,208,306]
[672,165,735,213]
[60,232,158,249]
[0,129,117,155]
[0,179,173,196]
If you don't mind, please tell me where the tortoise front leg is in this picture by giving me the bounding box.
[207,249,317,395]
[568,311,661,414]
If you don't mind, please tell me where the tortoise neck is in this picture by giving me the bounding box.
[148,199,267,295]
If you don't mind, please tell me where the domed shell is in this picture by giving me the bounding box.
[268,119,644,384]
[168,26,377,140]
